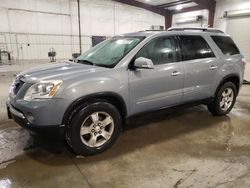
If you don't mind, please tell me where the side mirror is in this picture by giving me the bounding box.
[134,57,154,69]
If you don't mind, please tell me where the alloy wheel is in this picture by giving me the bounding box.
[80,111,114,147]
[220,88,234,111]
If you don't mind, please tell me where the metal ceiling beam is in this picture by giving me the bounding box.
[165,13,172,29]
[192,0,216,27]
[172,5,202,14]
[192,0,216,11]
[113,0,172,29]
[172,0,216,13]
[113,0,171,16]
[158,0,193,8]
[113,0,216,29]
[172,0,216,27]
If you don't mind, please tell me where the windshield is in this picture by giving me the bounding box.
[77,36,144,68]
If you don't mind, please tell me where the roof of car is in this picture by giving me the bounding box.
[120,31,162,37]
[120,27,227,38]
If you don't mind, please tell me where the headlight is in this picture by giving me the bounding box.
[24,80,62,101]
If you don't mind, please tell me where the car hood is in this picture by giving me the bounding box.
[19,61,107,83]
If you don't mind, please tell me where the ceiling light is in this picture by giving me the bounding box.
[176,5,183,10]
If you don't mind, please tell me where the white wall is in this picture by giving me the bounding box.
[214,0,250,80]
[0,0,164,60]
[214,0,250,31]
[172,9,209,28]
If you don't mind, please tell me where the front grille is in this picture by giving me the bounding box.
[13,80,24,95]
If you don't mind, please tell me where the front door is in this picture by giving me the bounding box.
[129,36,184,115]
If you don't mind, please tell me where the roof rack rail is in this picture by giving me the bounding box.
[167,27,224,33]
[144,29,165,32]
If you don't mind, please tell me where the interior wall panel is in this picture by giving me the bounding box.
[0,8,9,32]
[0,0,164,60]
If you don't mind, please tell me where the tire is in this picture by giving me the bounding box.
[65,100,122,156]
[207,82,237,116]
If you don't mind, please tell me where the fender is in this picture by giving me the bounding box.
[62,92,127,125]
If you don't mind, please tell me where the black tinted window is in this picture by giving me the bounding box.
[211,36,240,55]
[179,35,215,61]
[135,37,177,65]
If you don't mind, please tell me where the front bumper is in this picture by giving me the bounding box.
[7,101,65,140]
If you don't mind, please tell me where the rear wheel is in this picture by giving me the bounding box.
[207,82,237,116]
[66,100,122,156]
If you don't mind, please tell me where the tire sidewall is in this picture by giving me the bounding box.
[67,101,122,156]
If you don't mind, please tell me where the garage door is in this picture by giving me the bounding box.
[227,17,250,80]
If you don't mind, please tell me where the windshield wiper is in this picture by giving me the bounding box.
[77,59,96,66]
[77,60,112,68]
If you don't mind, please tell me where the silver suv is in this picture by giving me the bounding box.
[7,28,245,155]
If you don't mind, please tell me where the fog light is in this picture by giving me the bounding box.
[26,112,35,123]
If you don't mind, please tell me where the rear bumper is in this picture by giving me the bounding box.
[7,101,65,140]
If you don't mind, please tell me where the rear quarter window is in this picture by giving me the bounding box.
[211,36,240,56]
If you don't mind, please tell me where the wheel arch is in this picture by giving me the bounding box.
[62,92,128,126]
[215,74,240,96]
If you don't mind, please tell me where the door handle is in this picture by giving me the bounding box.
[171,71,181,76]
[209,65,218,70]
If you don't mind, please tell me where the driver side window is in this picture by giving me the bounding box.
[135,37,177,65]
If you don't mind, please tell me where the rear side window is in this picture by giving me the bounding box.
[179,35,215,61]
[211,36,240,55]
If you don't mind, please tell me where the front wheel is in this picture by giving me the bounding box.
[66,101,122,156]
[207,82,237,116]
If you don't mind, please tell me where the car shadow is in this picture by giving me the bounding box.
[25,104,232,166]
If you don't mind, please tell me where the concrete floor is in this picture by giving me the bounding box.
[0,60,250,188]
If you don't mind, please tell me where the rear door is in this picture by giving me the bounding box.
[178,35,219,102]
